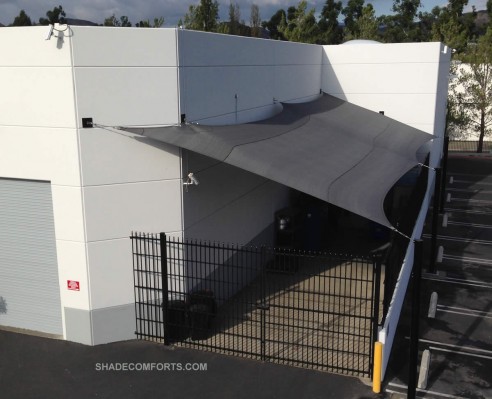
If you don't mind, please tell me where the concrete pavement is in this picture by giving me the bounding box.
[385,154,492,399]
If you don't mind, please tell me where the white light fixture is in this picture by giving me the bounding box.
[46,25,54,40]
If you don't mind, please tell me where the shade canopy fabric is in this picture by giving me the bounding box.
[121,94,433,228]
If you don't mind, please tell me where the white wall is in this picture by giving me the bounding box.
[0,26,184,344]
[0,27,86,338]
[182,151,290,245]
[322,42,451,136]
[430,47,451,168]
[178,30,322,125]
[70,27,183,317]
[71,27,180,128]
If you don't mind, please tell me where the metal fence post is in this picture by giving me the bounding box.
[160,232,170,345]
[439,137,449,213]
[381,234,396,319]
[370,254,382,379]
[131,233,140,338]
[260,246,267,362]
[429,168,441,274]
[408,239,423,399]
[372,255,382,350]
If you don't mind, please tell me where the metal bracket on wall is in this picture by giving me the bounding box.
[82,118,93,128]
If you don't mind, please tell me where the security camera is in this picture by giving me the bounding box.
[183,172,199,190]
[188,172,199,186]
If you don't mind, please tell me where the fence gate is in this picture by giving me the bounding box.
[132,233,381,377]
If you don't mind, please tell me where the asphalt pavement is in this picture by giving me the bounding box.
[0,327,378,399]
[385,154,492,399]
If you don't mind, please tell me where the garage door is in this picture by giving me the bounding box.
[0,178,63,336]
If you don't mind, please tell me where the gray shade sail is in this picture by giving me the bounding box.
[120,94,433,228]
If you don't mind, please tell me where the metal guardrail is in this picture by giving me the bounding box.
[448,141,492,152]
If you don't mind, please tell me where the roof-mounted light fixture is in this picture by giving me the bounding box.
[46,25,55,40]
[45,23,69,40]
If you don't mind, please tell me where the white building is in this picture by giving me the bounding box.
[0,26,450,345]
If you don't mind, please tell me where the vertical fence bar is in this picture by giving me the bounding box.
[408,239,423,399]
[260,246,267,362]
[137,234,144,338]
[149,235,156,339]
[131,233,139,338]
[429,168,442,274]
[439,136,450,213]
[143,234,150,339]
[371,255,382,377]
[160,232,170,345]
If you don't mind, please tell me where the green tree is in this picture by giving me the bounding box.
[345,4,379,41]
[262,9,286,40]
[103,15,132,27]
[432,10,468,52]
[183,0,220,32]
[228,1,241,35]
[250,4,262,38]
[447,64,471,140]
[39,5,66,25]
[11,10,32,26]
[318,0,343,44]
[450,29,492,152]
[484,0,492,30]
[342,0,364,38]
[428,1,472,52]
[120,16,132,27]
[278,1,320,44]
[103,15,118,26]
[183,6,200,30]
[381,0,422,42]
[417,7,441,42]
[136,17,165,28]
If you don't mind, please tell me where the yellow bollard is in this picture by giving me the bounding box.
[373,341,383,393]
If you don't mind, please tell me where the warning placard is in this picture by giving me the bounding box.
[67,280,80,291]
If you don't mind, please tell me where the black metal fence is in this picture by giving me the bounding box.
[449,140,492,152]
[381,161,429,320]
[132,233,382,377]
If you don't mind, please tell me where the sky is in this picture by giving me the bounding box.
[0,0,488,27]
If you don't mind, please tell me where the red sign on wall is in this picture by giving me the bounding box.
[67,280,80,291]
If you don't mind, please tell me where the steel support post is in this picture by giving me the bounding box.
[408,239,423,399]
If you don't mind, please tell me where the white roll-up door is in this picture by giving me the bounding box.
[0,178,62,336]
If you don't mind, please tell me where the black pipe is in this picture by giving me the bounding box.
[408,239,423,399]
[429,168,441,274]
[371,254,382,378]
[160,232,170,345]
[440,137,450,213]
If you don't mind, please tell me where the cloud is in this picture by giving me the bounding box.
[0,0,488,27]
[465,0,488,12]
[0,0,316,26]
